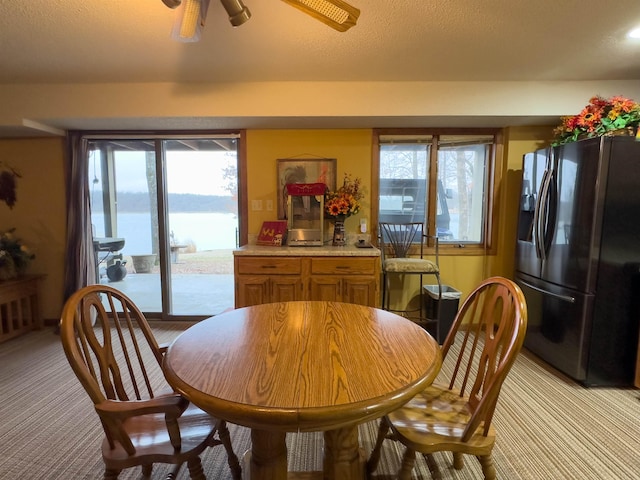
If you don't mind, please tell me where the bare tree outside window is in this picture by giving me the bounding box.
[379,134,493,244]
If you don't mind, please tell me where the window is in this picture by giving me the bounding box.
[376,130,500,250]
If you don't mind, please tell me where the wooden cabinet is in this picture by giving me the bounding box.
[236,275,305,306]
[309,276,378,305]
[234,253,380,308]
[342,277,378,305]
[0,275,43,344]
[235,257,304,307]
[308,257,378,306]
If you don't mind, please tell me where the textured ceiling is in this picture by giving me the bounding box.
[1,0,639,84]
[1,1,640,136]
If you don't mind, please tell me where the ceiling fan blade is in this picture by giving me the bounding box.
[281,0,360,32]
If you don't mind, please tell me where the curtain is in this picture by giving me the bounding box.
[63,132,96,301]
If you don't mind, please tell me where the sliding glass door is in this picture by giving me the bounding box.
[164,140,238,315]
[88,134,240,319]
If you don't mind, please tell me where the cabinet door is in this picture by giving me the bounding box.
[309,276,377,306]
[343,276,378,307]
[235,276,270,307]
[309,276,343,302]
[271,276,305,303]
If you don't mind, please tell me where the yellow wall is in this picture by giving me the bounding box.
[0,138,66,320]
[246,129,373,238]
[245,127,554,306]
[0,126,553,321]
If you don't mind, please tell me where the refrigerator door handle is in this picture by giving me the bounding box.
[542,172,558,255]
[534,169,551,259]
[532,173,543,258]
[519,279,576,303]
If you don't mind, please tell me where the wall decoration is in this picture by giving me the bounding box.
[277,158,336,220]
[0,162,21,209]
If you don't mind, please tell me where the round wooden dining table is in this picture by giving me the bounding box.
[163,301,441,480]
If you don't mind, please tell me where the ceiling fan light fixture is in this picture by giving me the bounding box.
[281,0,360,32]
[162,0,182,8]
[171,0,210,42]
[220,0,251,27]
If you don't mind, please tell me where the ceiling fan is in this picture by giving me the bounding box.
[161,0,360,42]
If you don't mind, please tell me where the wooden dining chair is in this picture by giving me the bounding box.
[59,284,242,480]
[367,276,527,480]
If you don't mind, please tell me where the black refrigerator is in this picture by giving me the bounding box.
[515,135,640,386]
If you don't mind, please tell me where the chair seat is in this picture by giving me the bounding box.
[384,258,439,273]
[103,398,218,468]
[386,384,496,455]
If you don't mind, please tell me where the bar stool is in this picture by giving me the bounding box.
[379,222,442,330]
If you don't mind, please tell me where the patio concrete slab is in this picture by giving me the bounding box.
[102,273,234,317]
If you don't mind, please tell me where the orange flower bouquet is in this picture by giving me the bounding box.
[325,174,363,218]
[552,95,640,146]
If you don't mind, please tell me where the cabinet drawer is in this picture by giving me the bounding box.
[311,257,377,275]
[236,257,302,275]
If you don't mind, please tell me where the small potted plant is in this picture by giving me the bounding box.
[0,228,35,281]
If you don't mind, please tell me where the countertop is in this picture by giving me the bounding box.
[234,243,380,257]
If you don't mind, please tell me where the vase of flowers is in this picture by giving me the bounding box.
[0,228,35,281]
[325,174,363,246]
[552,95,640,146]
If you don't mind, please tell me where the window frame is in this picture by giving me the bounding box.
[372,128,504,255]
[81,129,247,319]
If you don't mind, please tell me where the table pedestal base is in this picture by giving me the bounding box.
[242,427,365,480]
[323,426,363,479]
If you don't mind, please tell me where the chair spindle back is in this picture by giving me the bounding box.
[379,222,424,258]
[60,285,166,407]
[439,276,527,441]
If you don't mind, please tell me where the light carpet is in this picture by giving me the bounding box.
[1,322,638,479]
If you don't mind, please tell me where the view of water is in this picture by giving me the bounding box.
[92,212,238,255]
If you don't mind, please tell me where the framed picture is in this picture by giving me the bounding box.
[276,158,337,219]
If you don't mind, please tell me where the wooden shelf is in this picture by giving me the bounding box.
[0,275,43,344]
